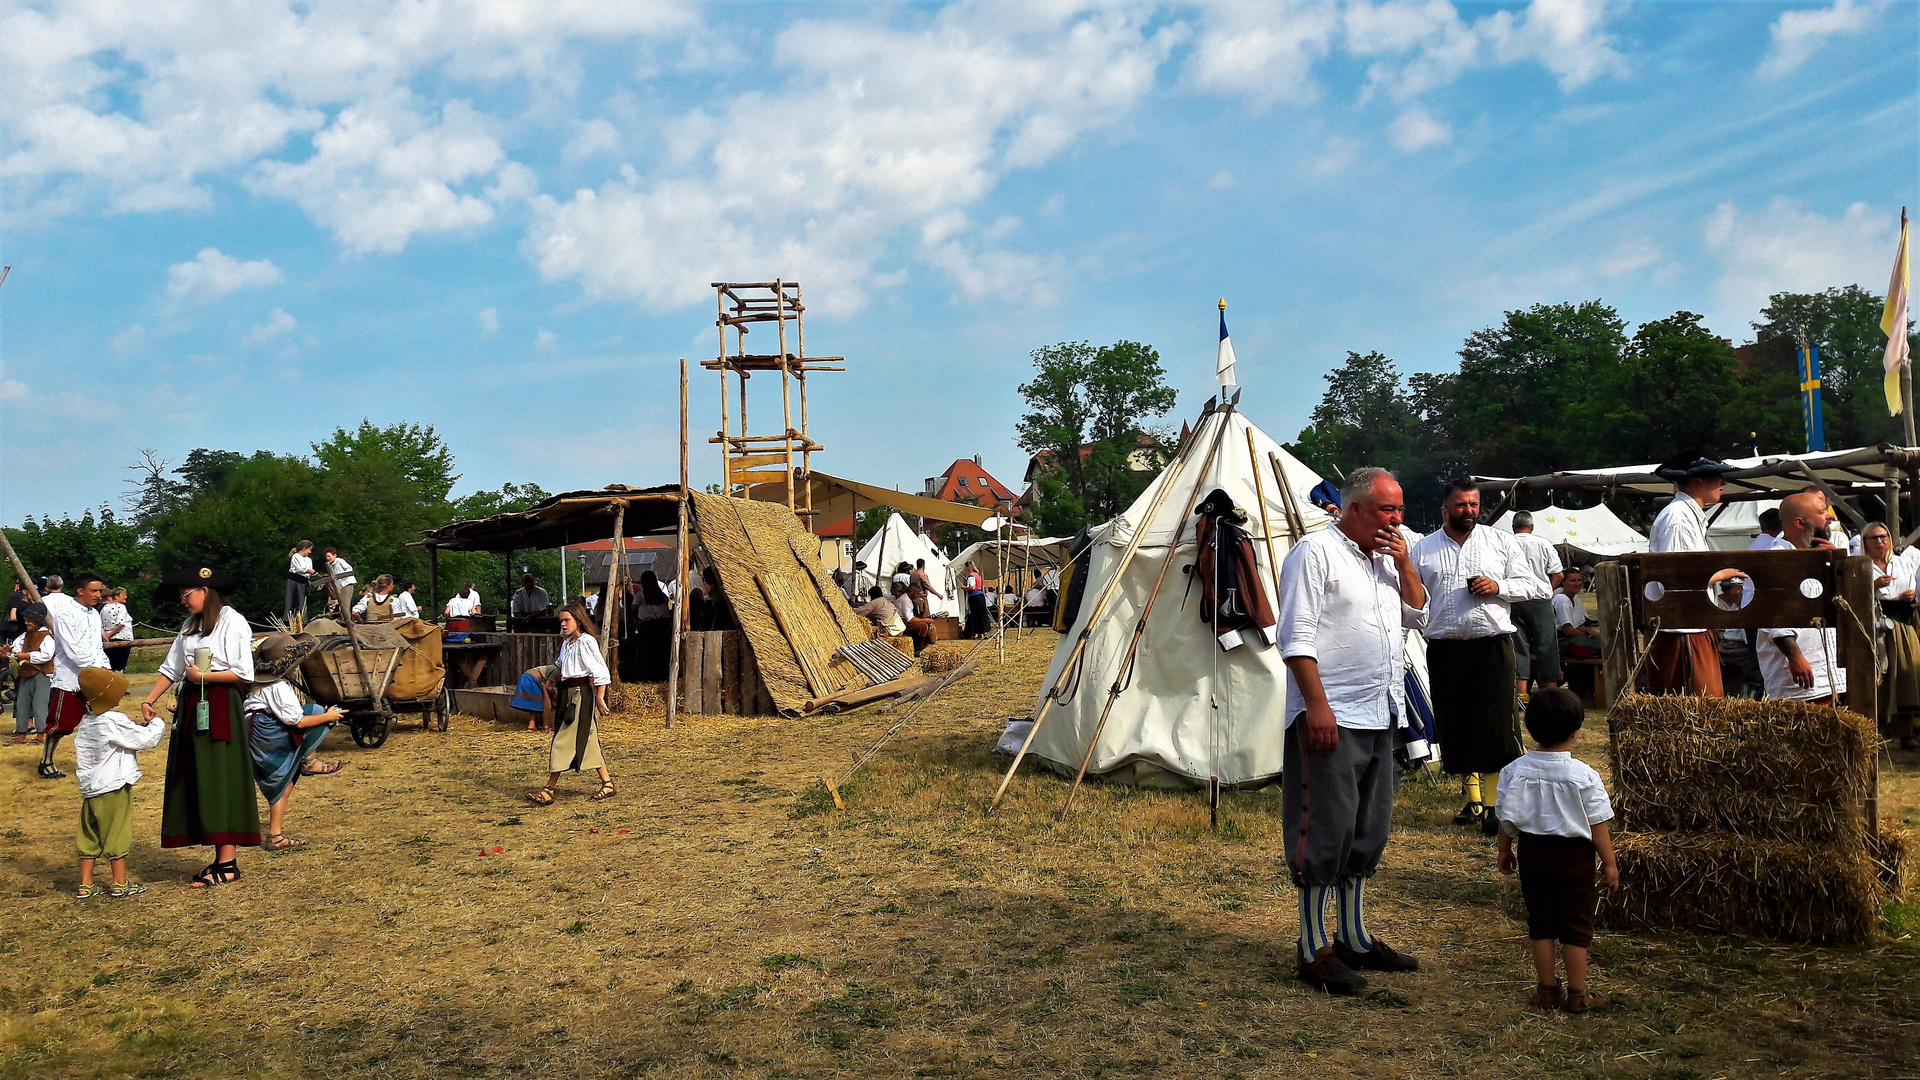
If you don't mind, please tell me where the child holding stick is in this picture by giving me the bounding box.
[1496,687,1618,1013]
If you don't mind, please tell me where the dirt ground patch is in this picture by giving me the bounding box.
[3,631,1917,1078]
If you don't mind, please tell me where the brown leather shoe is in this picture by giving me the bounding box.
[1535,982,1564,1009]
[1564,988,1599,1014]
[1298,946,1368,995]
[1333,938,1420,973]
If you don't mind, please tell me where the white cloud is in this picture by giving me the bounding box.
[166,248,282,301]
[478,307,499,333]
[563,118,621,163]
[1184,0,1339,106]
[525,4,1170,312]
[1482,0,1627,90]
[243,308,298,345]
[535,328,559,350]
[1759,0,1877,80]
[1703,198,1895,327]
[0,377,27,403]
[1387,105,1451,150]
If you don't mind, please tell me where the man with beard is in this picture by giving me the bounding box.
[1277,467,1429,994]
[39,573,110,779]
[1756,492,1847,705]
[1411,479,1547,835]
[1645,457,1738,696]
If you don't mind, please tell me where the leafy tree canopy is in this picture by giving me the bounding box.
[1016,339,1176,534]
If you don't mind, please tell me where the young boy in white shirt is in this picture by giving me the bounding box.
[72,667,165,899]
[1496,687,1619,1014]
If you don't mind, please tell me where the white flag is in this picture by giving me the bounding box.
[1216,299,1236,386]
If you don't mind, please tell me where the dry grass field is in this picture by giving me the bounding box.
[3,631,1918,1079]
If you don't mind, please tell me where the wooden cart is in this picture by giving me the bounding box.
[295,624,447,749]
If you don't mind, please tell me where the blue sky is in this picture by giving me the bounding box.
[3,0,1915,524]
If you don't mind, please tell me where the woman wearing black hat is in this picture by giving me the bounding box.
[138,566,261,888]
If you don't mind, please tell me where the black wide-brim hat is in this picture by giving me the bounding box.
[158,564,241,599]
[1654,455,1738,482]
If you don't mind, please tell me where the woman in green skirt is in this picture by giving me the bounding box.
[139,565,260,888]
[526,603,615,805]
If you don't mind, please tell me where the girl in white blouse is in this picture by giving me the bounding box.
[527,603,615,805]
[138,566,260,888]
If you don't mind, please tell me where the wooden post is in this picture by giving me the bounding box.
[1594,559,1634,714]
[1901,207,1915,448]
[1247,429,1284,603]
[504,549,513,622]
[1887,462,1902,553]
[1837,554,1879,840]
[599,503,626,660]
[776,278,794,510]
[668,358,689,728]
[427,545,438,620]
[0,530,44,603]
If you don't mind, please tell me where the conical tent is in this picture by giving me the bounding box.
[855,513,960,618]
[1023,402,1336,788]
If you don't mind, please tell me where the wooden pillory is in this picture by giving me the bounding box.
[1594,548,1879,836]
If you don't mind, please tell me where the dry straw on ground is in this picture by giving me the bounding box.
[1602,693,1902,942]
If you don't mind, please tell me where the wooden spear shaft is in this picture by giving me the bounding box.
[986,398,1228,812]
[1059,411,1236,818]
[667,358,689,728]
[1247,428,1286,600]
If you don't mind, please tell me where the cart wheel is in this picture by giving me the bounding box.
[351,714,391,749]
[435,708,449,733]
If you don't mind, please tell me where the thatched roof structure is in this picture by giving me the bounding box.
[420,486,871,715]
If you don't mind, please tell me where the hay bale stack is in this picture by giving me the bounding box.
[1599,693,1899,942]
[918,642,970,674]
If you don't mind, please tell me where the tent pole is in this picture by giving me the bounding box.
[668,358,689,728]
[988,398,1230,812]
[1059,410,1237,818]
[1247,429,1284,602]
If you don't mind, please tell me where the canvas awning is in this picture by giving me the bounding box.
[419,485,681,552]
[745,470,999,528]
[1476,445,1920,504]
[948,536,1075,579]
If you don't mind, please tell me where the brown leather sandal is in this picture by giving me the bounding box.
[589,780,617,801]
[526,786,556,806]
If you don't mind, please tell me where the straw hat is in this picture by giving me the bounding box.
[78,667,130,713]
[252,633,317,685]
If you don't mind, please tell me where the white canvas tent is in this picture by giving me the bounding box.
[1020,400,1336,788]
[855,513,959,618]
[1492,503,1648,557]
[1702,498,1783,551]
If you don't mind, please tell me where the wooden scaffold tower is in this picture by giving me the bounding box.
[706,280,844,517]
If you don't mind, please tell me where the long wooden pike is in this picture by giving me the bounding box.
[1058,398,1239,818]
[987,393,1231,812]
[1246,428,1286,602]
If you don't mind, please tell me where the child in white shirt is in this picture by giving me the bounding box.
[73,667,164,899]
[1496,687,1618,1014]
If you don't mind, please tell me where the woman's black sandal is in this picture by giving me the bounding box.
[189,860,241,888]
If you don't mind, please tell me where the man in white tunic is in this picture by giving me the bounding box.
[1645,457,1736,696]
[1756,492,1848,705]
[40,573,110,780]
[1410,479,1546,833]
[1279,467,1429,995]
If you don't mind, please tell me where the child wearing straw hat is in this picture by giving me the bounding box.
[72,667,164,899]
[246,634,345,851]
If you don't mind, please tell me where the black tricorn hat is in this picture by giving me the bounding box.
[157,564,241,599]
[1654,455,1737,482]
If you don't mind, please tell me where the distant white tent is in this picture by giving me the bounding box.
[1493,503,1648,557]
[1703,498,1783,551]
[855,513,959,618]
[1020,399,1336,788]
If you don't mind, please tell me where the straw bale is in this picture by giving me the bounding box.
[1598,830,1885,943]
[918,642,969,674]
[688,493,871,715]
[1872,820,1914,899]
[1609,693,1877,842]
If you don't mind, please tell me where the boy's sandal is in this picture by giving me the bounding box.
[108,881,148,899]
[263,834,304,851]
[37,763,65,780]
[526,786,556,806]
[590,780,618,801]
[1534,982,1564,1009]
[1563,989,1598,1014]
[300,759,343,776]
[75,883,105,899]
[188,860,241,889]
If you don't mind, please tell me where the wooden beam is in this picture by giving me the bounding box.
[1594,559,1635,712]
[1792,461,1869,530]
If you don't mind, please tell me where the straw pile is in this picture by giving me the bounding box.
[918,642,970,674]
[1599,693,1902,943]
[688,493,872,715]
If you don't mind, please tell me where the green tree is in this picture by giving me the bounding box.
[308,421,461,592]
[1015,339,1177,534]
[1450,300,1627,478]
[1286,350,1421,478]
[1598,312,1739,464]
[4,508,155,626]
[153,453,331,622]
[1751,286,1918,450]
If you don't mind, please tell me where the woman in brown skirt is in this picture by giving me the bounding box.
[139,565,260,888]
[527,603,615,805]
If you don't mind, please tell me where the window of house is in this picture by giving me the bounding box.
[958,477,970,488]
